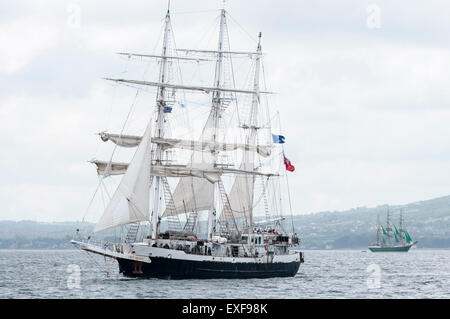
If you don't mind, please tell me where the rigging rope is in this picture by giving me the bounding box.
[277,112,296,234]
[226,12,258,44]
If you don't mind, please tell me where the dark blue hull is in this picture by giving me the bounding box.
[117,256,302,279]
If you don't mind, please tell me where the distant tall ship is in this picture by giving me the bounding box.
[71,4,304,279]
[368,209,417,252]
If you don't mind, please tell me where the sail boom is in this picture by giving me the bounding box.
[104,78,274,95]
[117,52,211,62]
[221,167,277,177]
[246,217,286,227]
[177,48,263,56]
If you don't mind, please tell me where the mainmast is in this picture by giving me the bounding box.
[207,8,227,241]
[151,8,172,240]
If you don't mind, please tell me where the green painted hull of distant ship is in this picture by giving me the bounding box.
[368,242,417,252]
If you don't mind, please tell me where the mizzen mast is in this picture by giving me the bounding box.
[226,32,263,231]
[246,32,263,229]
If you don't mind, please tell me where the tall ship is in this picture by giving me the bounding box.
[368,209,417,252]
[71,4,304,279]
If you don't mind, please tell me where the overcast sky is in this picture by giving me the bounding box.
[1,0,450,222]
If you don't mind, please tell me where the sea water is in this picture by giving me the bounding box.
[0,249,448,298]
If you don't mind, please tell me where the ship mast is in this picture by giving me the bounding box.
[246,32,262,228]
[386,208,390,247]
[151,7,172,240]
[377,214,380,246]
[207,8,227,241]
[399,208,403,245]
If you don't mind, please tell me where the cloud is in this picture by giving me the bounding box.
[0,18,59,74]
[1,0,450,222]
[0,81,154,221]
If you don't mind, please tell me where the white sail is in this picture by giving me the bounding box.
[222,131,256,223]
[221,34,263,224]
[162,112,216,217]
[152,165,221,183]
[94,123,152,232]
[163,175,214,216]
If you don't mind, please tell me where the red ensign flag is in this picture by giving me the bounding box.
[284,156,295,172]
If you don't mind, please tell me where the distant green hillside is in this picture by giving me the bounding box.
[1,195,449,249]
[0,221,111,249]
[292,195,450,249]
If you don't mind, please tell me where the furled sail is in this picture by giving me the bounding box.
[90,159,274,180]
[99,132,141,148]
[153,137,271,157]
[91,160,129,176]
[99,133,271,157]
[91,160,221,183]
[94,123,152,232]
